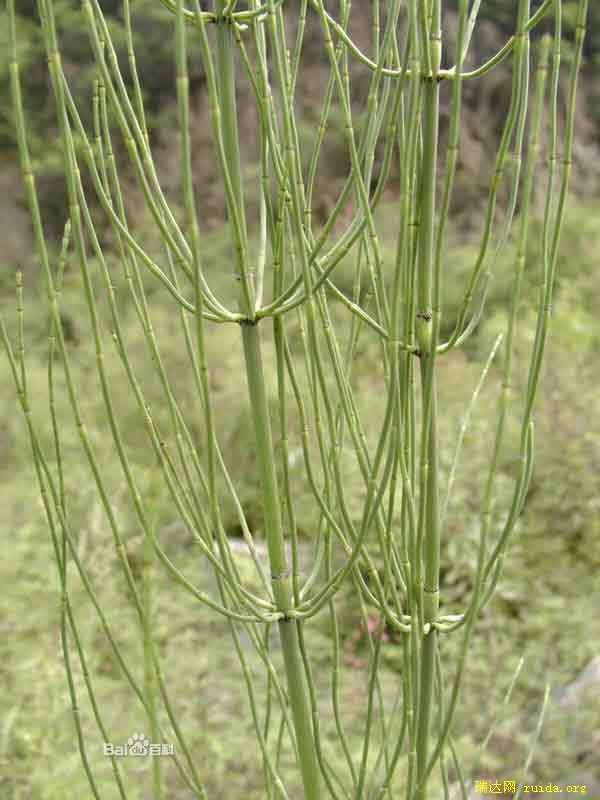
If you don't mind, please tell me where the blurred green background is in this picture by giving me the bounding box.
[1,2,599,798]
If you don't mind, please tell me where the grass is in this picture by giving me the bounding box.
[1,200,599,799]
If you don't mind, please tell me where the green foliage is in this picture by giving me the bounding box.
[1,1,592,798]
[0,1,179,149]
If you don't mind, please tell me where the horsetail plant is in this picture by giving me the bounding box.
[3,0,589,797]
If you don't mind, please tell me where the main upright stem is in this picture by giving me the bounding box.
[414,4,442,797]
[213,6,320,797]
[241,323,321,800]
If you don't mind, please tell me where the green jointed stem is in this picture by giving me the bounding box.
[211,2,320,796]
[414,1,441,797]
[240,321,321,799]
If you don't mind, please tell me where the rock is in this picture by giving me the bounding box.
[553,656,600,711]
